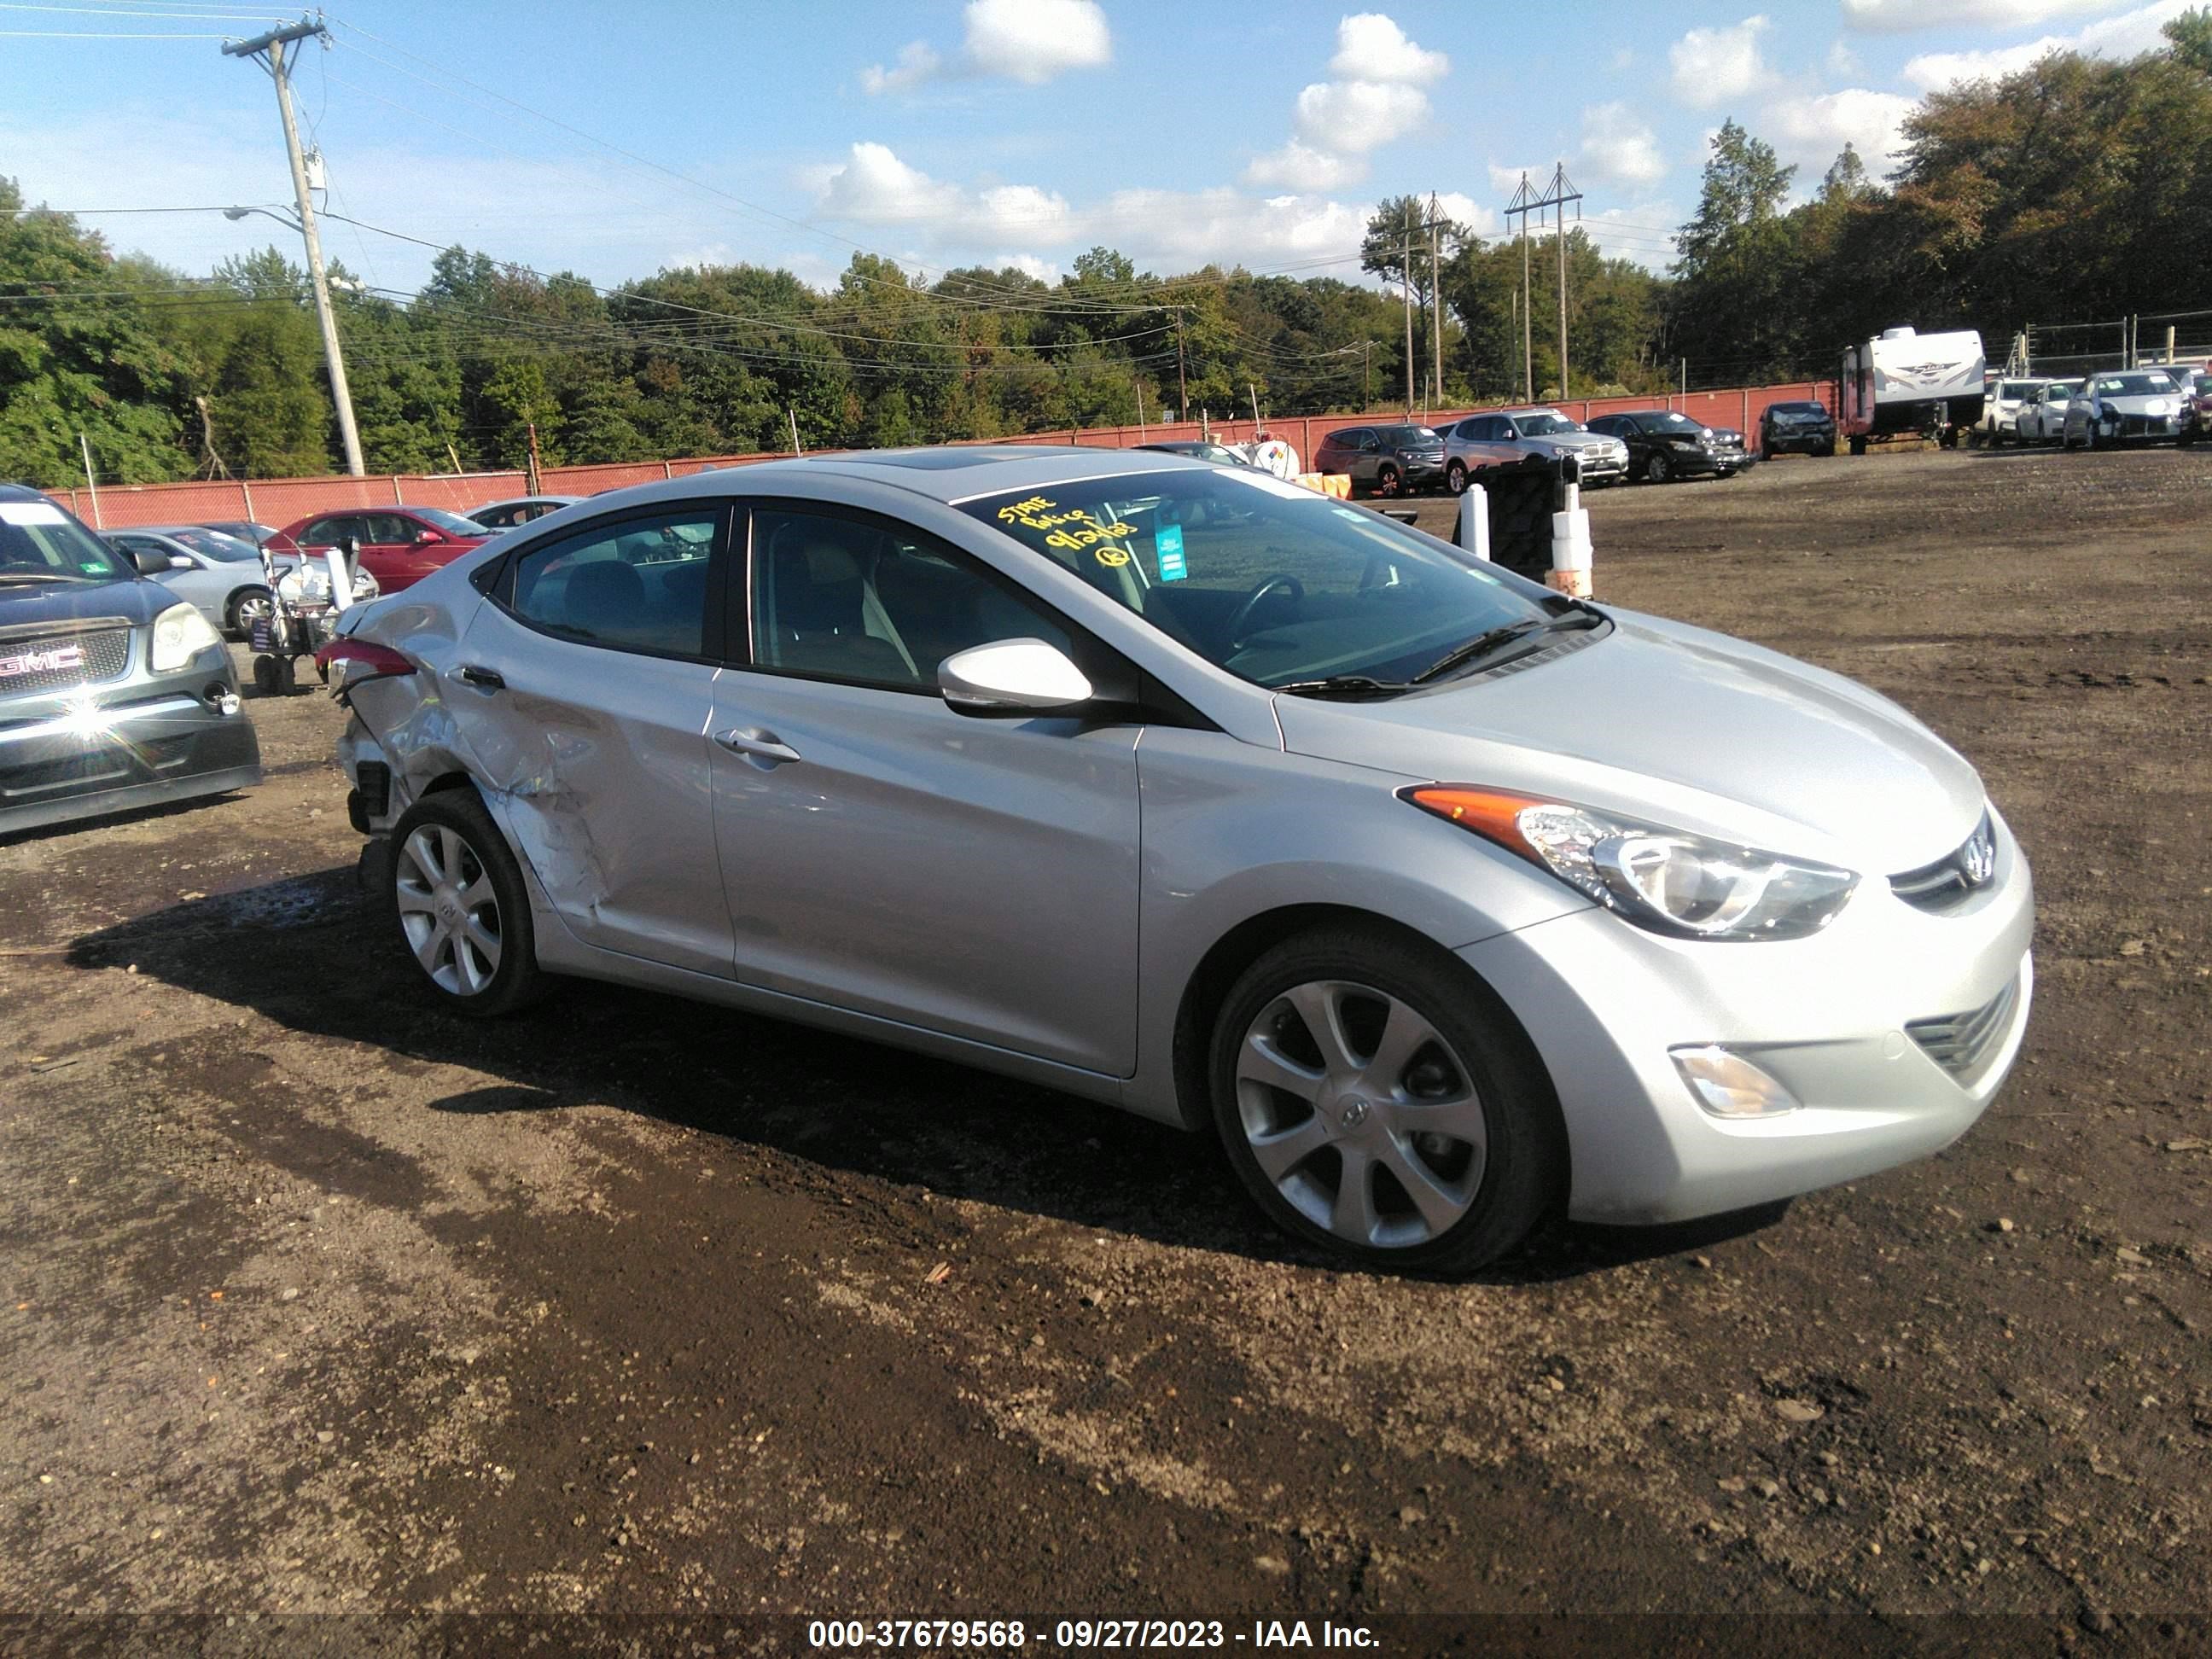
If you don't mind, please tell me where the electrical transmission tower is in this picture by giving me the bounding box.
[1504,164,1583,402]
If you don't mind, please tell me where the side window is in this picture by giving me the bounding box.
[1355,431,1381,452]
[507,508,719,657]
[750,508,1068,691]
[301,517,348,546]
[366,514,416,544]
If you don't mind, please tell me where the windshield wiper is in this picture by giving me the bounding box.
[1270,673,1414,699]
[1410,603,1607,684]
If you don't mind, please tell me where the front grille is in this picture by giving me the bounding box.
[1890,813,1996,911]
[0,625,132,696]
[1906,973,2022,1085]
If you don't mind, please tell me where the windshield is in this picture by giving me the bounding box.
[0,500,133,584]
[1772,405,1825,419]
[1644,411,1702,432]
[416,507,486,537]
[1376,425,1441,447]
[1511,412,1577,436]
[963,469,1557,690]
[2093,373,2175,396]
[165,528,259,562]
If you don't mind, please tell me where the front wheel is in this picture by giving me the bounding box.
[1210,928,1565,1272]
[1446,460,1467,496]
[1373,464,1402,499]
[1646,451,1673,483]
[388,790,546,1017]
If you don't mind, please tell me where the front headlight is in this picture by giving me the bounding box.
[150,602,222,672]
[1403,786,1859,941]
[2145,399,2173,416]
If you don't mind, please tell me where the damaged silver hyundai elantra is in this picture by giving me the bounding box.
[317,446,2032,1270]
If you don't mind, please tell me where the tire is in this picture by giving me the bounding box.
[1814,442,1835,457]
[1848,435,1867,457]
[1209,926,1566,1272]
[1646,450,1673,484]
[1374,464,1402,499]
[387,790,546,1017]
[1446,460,1467,496]
[226,588,273,637]
[273,655,298,696]
[250,655,279,696]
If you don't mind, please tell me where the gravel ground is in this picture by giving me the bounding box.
[2,445,2208,1644]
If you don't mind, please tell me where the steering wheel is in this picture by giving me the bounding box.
[1225,573,1305,647]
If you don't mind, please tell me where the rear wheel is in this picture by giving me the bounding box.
[1210,928,1565,1272]
[388,790,545,1017]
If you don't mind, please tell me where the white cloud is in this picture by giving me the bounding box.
[1432,192,1497,237]
[859,41,942,96]
[1669,15,1777,108]
[1842,0,2134,31]
[1292,79,1430,153]
[1487,161,1542,195]
[1326,13,1450,84]
[1244,140,1366,191]
[814,143,965,224]
[804,141,1403,281]
[963,0,1112,82]
[1827,38,1862,76]
[1900,0,2191,88]
[859,0,1109,93]
[996,253,1061,282]
[1578,102,1667,186]
[1760,88,1916,174]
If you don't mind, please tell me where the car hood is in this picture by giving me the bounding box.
[1709,427,1746,445]
[0,574,172,633]
[1271,608,1987,875]
[1522,433,1621,452]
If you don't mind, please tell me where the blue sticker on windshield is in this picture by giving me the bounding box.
[1155,523,1187,582]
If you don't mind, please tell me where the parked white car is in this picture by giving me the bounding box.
[1974,378,2052,446]
[2063,370,2186,449]
[2012,380,2084,445]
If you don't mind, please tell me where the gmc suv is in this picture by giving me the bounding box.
[0,484,260,835]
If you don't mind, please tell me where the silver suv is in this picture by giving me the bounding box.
[325,447,2031,1272]
[0,485,260,834]
[1441,408,1629,493]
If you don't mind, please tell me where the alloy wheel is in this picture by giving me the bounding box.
[1233,979,1486,1249]
[232,592,273,632]
[1648,451,1672,483]
[1446,463,1466,496]
[1375,467,1401,498]
[395,824,504,995]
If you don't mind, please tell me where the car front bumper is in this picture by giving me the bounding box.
[1766,432,1834,453]
[0,649,260,835]
[1459,812,2034,1225]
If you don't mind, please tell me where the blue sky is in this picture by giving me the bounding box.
[1,0,2196,296]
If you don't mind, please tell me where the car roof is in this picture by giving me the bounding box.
[0,482,56,504]
[547,445,1226,509]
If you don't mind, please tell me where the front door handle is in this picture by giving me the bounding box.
[714,726,801,765]
[456,664,505,690]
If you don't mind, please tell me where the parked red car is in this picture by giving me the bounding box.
[267,506,490,593]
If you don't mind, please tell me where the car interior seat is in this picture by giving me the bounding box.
[563,559,648,643]
[764,531,914,683]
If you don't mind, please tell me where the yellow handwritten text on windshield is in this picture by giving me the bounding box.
[992,496,1139,555]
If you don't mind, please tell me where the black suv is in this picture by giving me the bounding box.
[1759,399,1837,457]
[1586,410,1751,483]
[0,484,260,834]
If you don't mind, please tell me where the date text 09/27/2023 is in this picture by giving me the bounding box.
[806,1618,1380,1650]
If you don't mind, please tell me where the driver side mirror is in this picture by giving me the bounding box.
[939,638,1093,718]
[414,529,442,544]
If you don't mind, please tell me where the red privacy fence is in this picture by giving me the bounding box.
[58,381,1837,531]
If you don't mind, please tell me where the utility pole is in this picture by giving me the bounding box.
[1428,192,1444,409]
[1174,309,1188,422]
[78,433,102,528]
[525,422,543,497]
[1401,207,1417,413]
[223,17,364,477]
[1504,165,1580,400]
[1363,339,1372,410]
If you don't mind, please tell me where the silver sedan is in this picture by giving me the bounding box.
[320,448,2033,1271]
[100,526,273,636]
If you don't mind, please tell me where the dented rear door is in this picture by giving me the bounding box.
[446,504,734,977]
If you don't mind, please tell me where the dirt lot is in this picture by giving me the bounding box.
[3,447,2209,1640]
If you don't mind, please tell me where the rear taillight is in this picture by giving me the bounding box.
[313,637,414,689]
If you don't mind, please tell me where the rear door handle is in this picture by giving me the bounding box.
[714,726,801,765]
[456,664,505,690]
